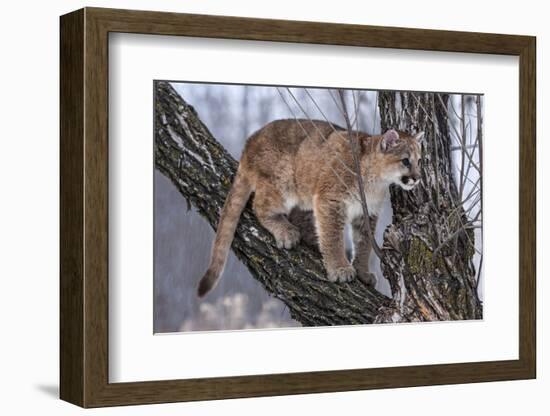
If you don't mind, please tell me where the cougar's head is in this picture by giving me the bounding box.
[371,129,424,191]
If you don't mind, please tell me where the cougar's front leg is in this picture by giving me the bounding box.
[314,197,355,282]
[351,215,378,287]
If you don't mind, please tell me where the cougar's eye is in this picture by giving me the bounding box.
[401,158,411,168]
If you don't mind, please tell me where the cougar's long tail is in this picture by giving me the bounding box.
[197,168,253,297]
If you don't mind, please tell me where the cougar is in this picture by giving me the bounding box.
[198,119,423,297]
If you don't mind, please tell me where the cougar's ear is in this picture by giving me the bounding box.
[380,129,400,152]
[413,131,425,144]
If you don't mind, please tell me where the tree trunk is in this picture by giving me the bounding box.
[154,81,391,326]
[377,91,482,323]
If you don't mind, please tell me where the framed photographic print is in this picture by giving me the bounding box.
[60,7,536,408]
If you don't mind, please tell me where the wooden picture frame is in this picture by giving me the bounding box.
[60,7,536,408]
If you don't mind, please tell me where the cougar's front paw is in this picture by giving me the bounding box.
[327,264,356,283]
[273,225,301,249]
[357,271,377,288]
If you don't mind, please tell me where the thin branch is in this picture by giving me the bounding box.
[283,88,357,177]
[328,89,347,119]
[429,94,441,208]
[458,95,467,201]
[337,89,384,259]
[433,224,481,258]
[275,88,356,194]
[436,94,481,175]
[450,144,478,151]
[475,95,484,293]
[304,88,351,139]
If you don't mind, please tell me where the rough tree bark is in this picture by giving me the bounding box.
[377,92,483,322]
[154,81,390,326]
[154,81,482,326]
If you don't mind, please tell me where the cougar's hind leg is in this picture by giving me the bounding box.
[253,185,300,249]
[288,208,318,249]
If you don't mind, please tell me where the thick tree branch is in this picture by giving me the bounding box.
[154,81,392,326]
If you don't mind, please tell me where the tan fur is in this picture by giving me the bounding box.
[197,119,423,297]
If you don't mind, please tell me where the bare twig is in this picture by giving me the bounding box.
[428,94,441,208]
[337,89,384,259]
[328,89,347,119]
[432,224,481,258]
[475,95,484,292]
[412,93,482,265]
[450,144,478,151]
[275,88,356,194]
[458,95,467,200]
[282,88,357,177]
[436,94,481,175]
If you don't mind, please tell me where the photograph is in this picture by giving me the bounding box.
[153,81,484,333]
